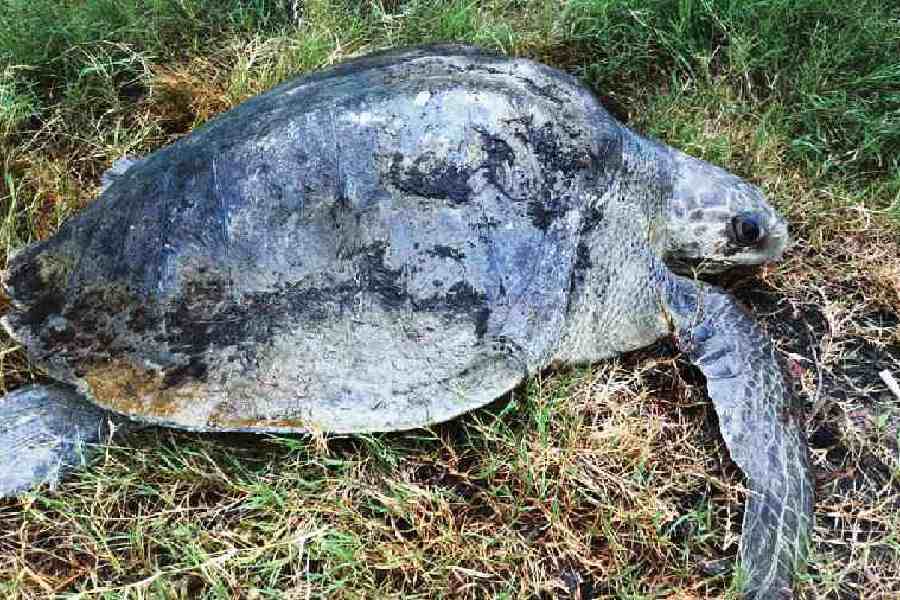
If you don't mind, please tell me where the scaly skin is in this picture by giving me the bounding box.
[665,275,814,599]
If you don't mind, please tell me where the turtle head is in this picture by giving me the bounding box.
[664,148,789,274]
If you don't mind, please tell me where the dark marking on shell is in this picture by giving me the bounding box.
[503,116,603,230]
[426,245,466,262]
[388,152,472,204]
[581,202,606,234]
[156,242,493,383]
[568,241,593,298]
[475,128,517,197]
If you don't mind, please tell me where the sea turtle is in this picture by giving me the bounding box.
[0,45,812,597]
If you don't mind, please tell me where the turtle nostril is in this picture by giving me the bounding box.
[731,214,766,247]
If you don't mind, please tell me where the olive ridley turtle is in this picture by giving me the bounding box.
[0,45,812,598]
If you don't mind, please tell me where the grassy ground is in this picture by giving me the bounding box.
[1,0,898,598]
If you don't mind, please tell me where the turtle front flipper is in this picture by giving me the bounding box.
[0,384,113,497]
[663,276,814,599]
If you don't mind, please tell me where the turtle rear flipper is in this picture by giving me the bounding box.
[0,384,112,497]
[664,276,814,599]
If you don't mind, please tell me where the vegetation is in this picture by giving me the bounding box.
[1,0,898,598]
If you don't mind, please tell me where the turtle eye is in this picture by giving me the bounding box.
[730,214,766,247]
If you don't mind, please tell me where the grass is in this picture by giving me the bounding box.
[0,0,899,597]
